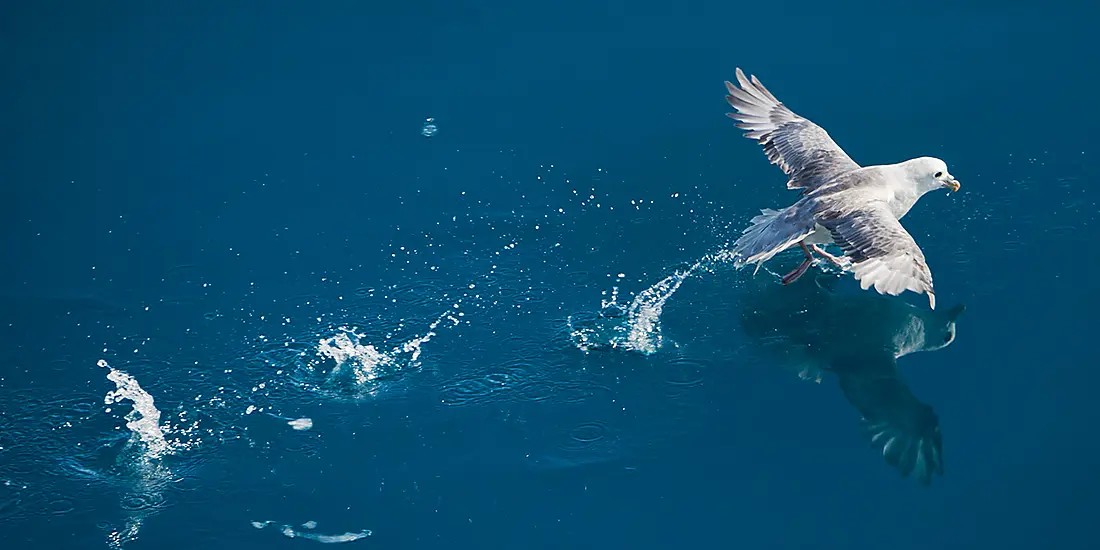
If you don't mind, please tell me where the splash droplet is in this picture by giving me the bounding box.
[421,117,438,137]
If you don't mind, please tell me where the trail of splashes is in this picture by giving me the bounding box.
[309,239,522,397]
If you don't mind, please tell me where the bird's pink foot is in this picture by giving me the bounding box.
[781,259,813,285]
[782,243,816,285]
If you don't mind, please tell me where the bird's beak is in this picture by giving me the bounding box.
[943,175,961,192]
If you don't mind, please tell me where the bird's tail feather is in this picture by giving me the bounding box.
[731,207,815,272]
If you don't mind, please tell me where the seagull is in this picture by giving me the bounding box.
[724,68,960,309]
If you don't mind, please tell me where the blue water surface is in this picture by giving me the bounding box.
[2,1,1099,548]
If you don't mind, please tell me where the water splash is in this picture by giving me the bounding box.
[247,240,521,406]
[566,246,744,355]
[569,263,698,355]
[101,360,176,460]
[421,117,438,137]
[98,359,186,549]
[316,309,460,396]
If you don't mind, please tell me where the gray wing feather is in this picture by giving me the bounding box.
[835,357,945,485]
[732,206,817,269]
[725,68,861,192]
[816,201,937,309]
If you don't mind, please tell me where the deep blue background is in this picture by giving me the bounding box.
[2,1,1099,548]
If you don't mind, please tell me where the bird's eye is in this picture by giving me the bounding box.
[934,171,943,178]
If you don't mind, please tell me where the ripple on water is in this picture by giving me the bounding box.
[0,497,25,521]
[47,358,74,374]
[1048,224,1077,237]
[499,333,537,352]
[663,356,709,392]
[280,439,322,461]
[550,379,611,405]
[951,249,973,264]
[497,356,538,378]
[556,419,618,455]
[119,491,167,512]
[483,371,518,387]
[0,451,41,477]
[568,421,609,444]
[512,379,555,402]
[1001,240,1024,252]
[438,376,500,407]
[70,399,99,415]
[47,497,75,515]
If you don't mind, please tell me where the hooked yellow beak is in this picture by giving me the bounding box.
[944,176,960,192]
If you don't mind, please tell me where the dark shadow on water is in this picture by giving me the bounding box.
[738,260,965,486]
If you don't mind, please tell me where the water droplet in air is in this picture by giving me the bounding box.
[421,117,438,137]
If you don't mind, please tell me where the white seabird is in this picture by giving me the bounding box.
[724,68,961,309]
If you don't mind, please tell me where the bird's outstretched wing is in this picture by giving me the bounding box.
[724,68,860,193]
[816,201,937,309]
[833,355,944,485]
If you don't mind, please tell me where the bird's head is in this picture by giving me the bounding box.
[921,303,965,352]
[906,157,961,194]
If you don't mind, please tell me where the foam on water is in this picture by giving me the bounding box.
[252,519,373,544]
[287,417,314,431]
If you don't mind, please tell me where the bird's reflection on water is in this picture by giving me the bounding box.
[738,261,964,485]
